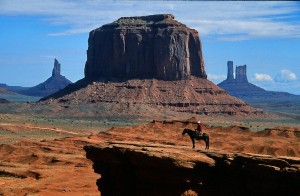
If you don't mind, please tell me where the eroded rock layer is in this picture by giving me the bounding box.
[84,14,206,81]
[43,77,261,116]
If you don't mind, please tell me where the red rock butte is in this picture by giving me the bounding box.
[43,14,262,116]
[84,14,206,81]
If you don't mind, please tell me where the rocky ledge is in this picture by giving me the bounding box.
[85,142,300,196]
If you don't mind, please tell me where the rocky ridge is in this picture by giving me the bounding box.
[0,87,14,94]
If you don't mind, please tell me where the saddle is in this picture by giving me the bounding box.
[195,130,203,137]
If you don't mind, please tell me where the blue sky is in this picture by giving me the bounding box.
[0,1,300,94]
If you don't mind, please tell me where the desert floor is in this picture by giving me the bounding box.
[0,113,299,195]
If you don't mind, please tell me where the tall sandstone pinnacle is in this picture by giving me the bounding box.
[52,58,61,76]
[22,59,72,97]
[84,14,207,81]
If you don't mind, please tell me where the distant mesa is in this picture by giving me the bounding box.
[0,83,29,94]
[42,14,261,116]
[0,98,10,104]
[21,59,72,97]
[0,86,40,103]
[0,87,15,95]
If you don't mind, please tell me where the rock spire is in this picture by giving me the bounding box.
[52,58,61,76]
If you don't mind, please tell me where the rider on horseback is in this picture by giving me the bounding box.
[195,120,203,137]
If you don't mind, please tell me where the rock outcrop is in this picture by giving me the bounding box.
[52,59,61,76]
[235,65,248,82]
[42,15,262,116]
[84,120,300,195]
[226,61,234,82]
[22,59,72,97]
[85,143,300,196]
[218,61,300,115]
[218,62,265,96]
[84,14,206,81]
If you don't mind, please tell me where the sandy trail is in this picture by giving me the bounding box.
[0,123,80,135]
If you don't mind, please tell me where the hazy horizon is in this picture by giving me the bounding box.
[1,1,300,95]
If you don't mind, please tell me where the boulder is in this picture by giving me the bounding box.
[84,14,206,81]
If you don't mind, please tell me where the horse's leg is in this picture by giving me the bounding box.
[206,137,209,150]
[192,139,195,149]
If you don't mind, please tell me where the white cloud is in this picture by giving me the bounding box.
[253,73,273,82]
[275,69,297,83]
[207,74,226,83]
[1,1,300,40]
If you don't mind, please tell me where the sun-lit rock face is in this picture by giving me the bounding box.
[84,14,206,81]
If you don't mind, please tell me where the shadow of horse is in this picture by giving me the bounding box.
[182,128,209,150]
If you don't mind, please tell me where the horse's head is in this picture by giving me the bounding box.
[182,128,187,135]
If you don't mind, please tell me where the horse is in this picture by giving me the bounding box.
[182,128,209,150]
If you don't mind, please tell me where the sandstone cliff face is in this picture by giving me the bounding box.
[84,14,206,81]
[85,143,300,196]
[84,120,300,195]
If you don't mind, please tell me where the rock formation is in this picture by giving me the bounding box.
[52,59,61,76]
[218,61,300,115]
[235,64,248,82]
[42,77,262,116]
[84,14,206,81]
[219,61,266,94]
[22,59,72,97]
[84,120,300,195]
[227,61,234,82]
[42,15,263,116]
[85,144,300,196]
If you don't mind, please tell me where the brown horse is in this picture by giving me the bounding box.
[182,128,209,149]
